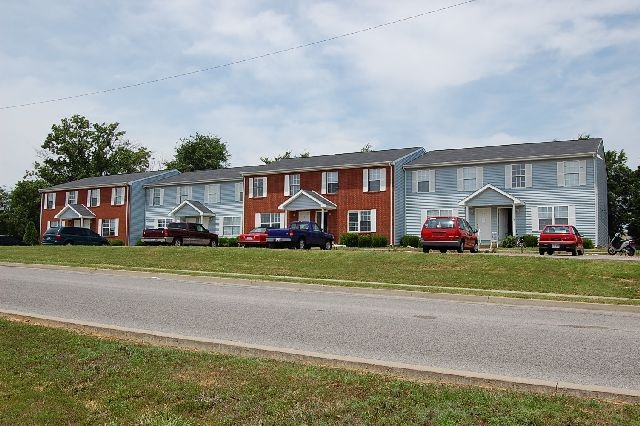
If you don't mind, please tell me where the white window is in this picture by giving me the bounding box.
[47,220,60,228]
[505,164,532,189]
[420,208,454,225]
[412,170,436,193]
[347,209,377,233]
[362,168,386,192]
[533,205,575,231]
[249,177,267,198]
[205,184,220,204]
[111,187,125,205]
[66,191,77,205]
[235,182,243,202]
[222,216,241,236]
[368,169,381,192]
[321,171,339,194]
[284,174,300,196]
[457,167,483,191]
[258,213,281,228]
[88,189,100,207]
[151,188,164,206]
[511,164,525,188]
[45,193,56,209]
[156,218,170,228]
[176,186,192,203]
[557,160,586,187]
[100,218,118,237]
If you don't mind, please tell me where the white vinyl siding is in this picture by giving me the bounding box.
[347,209,377,232]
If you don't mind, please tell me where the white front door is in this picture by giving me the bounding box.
[475,208,491,243]
[298,211,310,221]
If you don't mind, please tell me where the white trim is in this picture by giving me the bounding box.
[362,169,369,192]
[379,170,386,192]
[321,172,327,194]
[525,164,532,188]
[371,209,377,232]
[248,178,254,198]
[458,184,524,206]
[284,175,290,196]
[504,165,511,189]
[557,162,565,187]
[412,171,418,193]
[579,160,587,185]
[429,169,436,192]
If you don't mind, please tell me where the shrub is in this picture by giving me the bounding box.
[400,235,420,248]
[500,235,518,248]
[357,234,373,248]
[109,239,124,246]
[340,233,359,247]
[218,237,238,247]
[135,239,145,246]
[23,221,38,245]
[371,235,388,248]
[522,234,538,247]
[583,238,594,249]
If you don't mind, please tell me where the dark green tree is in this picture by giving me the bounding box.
[605,149,636,236]
[22,221,39,245]
[6,179,46,239]
[32,115,151,185]
[164,133,230,172]
[260,151,310,164]
[628,166,640,238]
[0,187,9,234]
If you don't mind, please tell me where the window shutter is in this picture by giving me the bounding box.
[98,219,103,236]
[568,205,576,225]
[579,160,587,185]
[187,186,193,200]
[412,171,418,193]
[52,193,56,209]
[362,169,369,192]
[248,179,254,198]
[429,169,436,193]
[47,221,51,229]
[111,188,116,205]
[457,168,463,191]
[87,191,91,206]
[321,172,327,194]
[148,189,153,206]
[420,209,428,225]
[476,167,483,189]
[263,177,267,196]
[370,209,377,232]
[96,189,100,206]
[282,212,287,227]
[114,218,119,237]
[504,165,511,189]
[380,169,386,191]
[284,175,290,196]
[159,189,164,206]
[531,207,539,232]
[557,162,565,187]
[215,184,220,203]
[235,182,242,201]
[525,164,532,188]
[175,187,180,204]
[255,213,260,227]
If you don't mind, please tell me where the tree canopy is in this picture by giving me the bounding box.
[32,114,151,186]
[4,178,46,239]
[260,151,310,164]
[164,133,230,172]
[605,149,640,238]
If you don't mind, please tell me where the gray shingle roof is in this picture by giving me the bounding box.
[147,165,263,186]
[42,170,178,191]
[405,139,603,168]
[242,147,425,175]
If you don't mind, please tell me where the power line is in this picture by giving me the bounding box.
[1,0,477,110]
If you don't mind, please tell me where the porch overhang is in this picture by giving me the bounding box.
[278,190,337,211]
[169,200,215,219]
[54,204,96,220]
[458,184,524,207]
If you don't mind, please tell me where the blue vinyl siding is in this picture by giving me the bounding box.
[393,148,426,244]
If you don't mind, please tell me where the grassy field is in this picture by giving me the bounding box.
[0,246,639,303]
[2,318,639,425]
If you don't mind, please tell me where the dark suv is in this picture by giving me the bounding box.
[42,227,110,246]
[421,216,479,253]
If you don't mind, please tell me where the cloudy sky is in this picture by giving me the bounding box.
[2,0,639,188]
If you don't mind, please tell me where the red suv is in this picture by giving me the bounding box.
[538,225,584,256]
[421,216,479,253]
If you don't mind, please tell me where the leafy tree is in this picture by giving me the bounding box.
[604,149,640,238]
[23,221,39,245]
[628,167,640,238]
[0,187,9,234]
[32,115,151,185]
[164,133,230,172]
[260,151,310,164]
[6,179,46,239]
[360,143,373,152]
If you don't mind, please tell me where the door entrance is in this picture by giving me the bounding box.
[497,207,512,240]
[298,211,310,222]
[315,211,329,231]
[475,208,492,243]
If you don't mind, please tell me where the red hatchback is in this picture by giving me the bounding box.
[238,227,269,247]
[421,216,479,253]
[538,225,584,256]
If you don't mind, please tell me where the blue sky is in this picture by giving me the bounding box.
[1,0,639,188]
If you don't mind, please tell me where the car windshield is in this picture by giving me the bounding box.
[424,218,455,229]
[250,227,267,233]
[544,226,569,234]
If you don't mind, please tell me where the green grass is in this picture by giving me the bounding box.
[1,246,639,303]
[1,318,639,425]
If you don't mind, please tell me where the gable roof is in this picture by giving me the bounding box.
[169,200,215,217]
[54,204,96,219]
[146,165,263,186]
[41,170,178,192]
[243,147,425,175]
[278,190,337,211]
[405,138,603,168]
[458,184,524,206]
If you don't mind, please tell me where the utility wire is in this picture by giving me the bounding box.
[1,0,477,110]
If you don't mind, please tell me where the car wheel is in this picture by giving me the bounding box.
[571,248,577,256]
[422,246,429,253]
[457,240,464,253]
[539,249,545,255]
[322,240,333,250]
[298,239,306,250]
[578,248,584,256]
[628,247,636,257]
[471,240,479,253]
[547,250,553,255]
[173,238,182,247]
[209,239,217,247]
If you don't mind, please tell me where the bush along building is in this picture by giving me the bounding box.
[403,138,608,246]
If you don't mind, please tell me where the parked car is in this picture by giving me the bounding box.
[141,222,218,247]
[0,235,28,246]
[266,221,334,250]
[538,225,584,256]
[238,227,269,247]
[42,226,110,246]
[421,216,479,253]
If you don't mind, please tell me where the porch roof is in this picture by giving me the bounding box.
[458,184,524,207]
[54,204,96,220]
[169,200,215,217]
[278,190,337,211]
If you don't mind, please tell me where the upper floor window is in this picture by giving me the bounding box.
[512,164,525,188]
[363,168,386,192]
[284,174,300,196]
[66,191,77,205]
[557,160,586,187]
[457,167,483,191]
[322,171,339,194]
[249,177,267,198]
[111,187,125,205]
[235,182,243,202]
[412,170,435,193]
[88,189,100,207]
[177,186,192,203]
[205,184,220,204]
[151,188,164,206]
[45,193,56,209]
[348,209,377,233]
[505,164,532,189]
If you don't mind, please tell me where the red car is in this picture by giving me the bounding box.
[238,227,269,247]
[538,225,584,256]
[421,216,479,253]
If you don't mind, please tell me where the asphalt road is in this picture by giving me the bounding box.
[1,264,639,396]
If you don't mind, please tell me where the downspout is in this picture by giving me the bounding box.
[389,163,394,245]
[125,185,130,245]
[593,152,599,246]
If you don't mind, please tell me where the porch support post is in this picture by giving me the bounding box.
[512,203,517,236]
[320,209,325,230]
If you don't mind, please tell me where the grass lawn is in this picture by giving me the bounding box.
[2,318,639,425]
[0,246,638,303]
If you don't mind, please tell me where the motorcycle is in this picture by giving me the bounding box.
[608,233,636,256]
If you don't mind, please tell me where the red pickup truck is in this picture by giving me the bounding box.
[141,222,218,247]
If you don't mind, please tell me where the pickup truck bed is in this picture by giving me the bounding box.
[141,222,218,247]
[266,221,334,250]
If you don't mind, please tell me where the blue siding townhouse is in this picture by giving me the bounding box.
[404,138,608,246]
